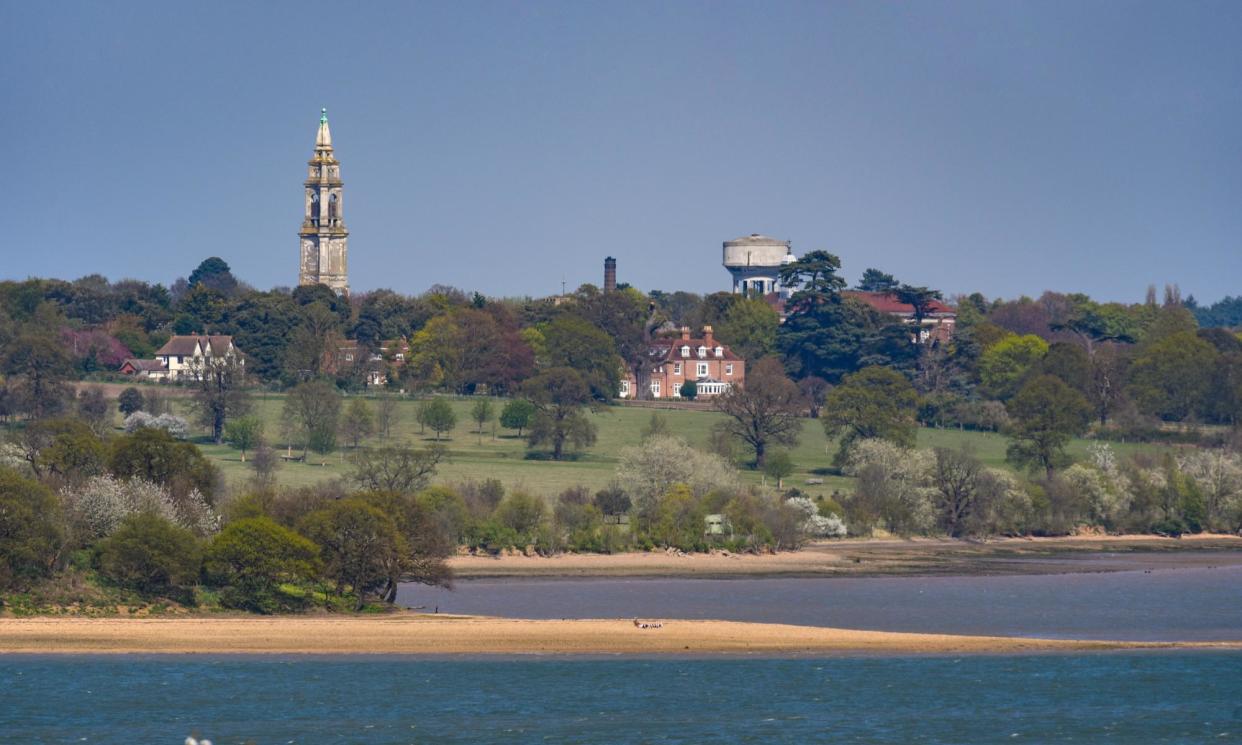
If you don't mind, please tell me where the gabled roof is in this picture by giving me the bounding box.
[644,336,743,365]
[155,335,235,357]
[120,358,166,373]
[842,291,956,316]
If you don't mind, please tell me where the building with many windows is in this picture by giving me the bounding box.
[619,326,744,399]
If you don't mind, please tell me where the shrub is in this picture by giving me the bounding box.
[123,411,190,439]
[95,513,202,597]
[494,492,546,541]
[843,439,936,536]
[593,483,632,517]
[60,475,218,540]
[118,387,145,417]
[0,468,63,591]
[203,517,319,613]
[109,428,219,499]
[787,496,847,538]
[617,435,738,530]
[649,484,707,552]
[416,486,472,544]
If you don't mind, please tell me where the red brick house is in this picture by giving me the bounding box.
[620,326,745,399]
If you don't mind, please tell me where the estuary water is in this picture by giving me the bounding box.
[4,653,1242,744]
[398,554,1242,641]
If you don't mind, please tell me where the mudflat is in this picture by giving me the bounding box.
[3,615,1240,656]
[448,534,1242,579]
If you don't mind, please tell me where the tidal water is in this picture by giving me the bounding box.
[399,557,1242,641]
[4,653,1242,744]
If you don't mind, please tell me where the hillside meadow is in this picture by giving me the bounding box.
[154,392,1161,500]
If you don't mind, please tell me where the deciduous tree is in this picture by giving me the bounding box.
[1005,375,1092,477]
[822,366,919,466]
[340,398,376,449]
[713,357,802,468]
[522,367,598,460]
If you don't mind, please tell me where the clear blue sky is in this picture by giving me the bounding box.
[2,1,1239,303]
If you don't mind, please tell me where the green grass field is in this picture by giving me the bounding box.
[164,393,1162,501]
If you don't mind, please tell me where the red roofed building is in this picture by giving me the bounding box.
[620,326,744,399]
[842,291,957,344]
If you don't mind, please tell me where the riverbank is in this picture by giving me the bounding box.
[448,534,1242,578]
[3,615,1239,656]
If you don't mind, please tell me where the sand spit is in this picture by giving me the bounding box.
[2,615,1239,656]
[447,534,1242,579]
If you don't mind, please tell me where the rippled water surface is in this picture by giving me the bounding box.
[400,555,1242,641]
[4,653,1242,744]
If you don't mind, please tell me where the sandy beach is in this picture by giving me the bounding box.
[1,615,1239,656]
[448,534,1242,578]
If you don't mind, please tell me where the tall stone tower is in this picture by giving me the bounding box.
[298,109,349,294]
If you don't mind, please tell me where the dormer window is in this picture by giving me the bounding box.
[697,346,706,358]
[714,346,723,357]
[680,345,690,357]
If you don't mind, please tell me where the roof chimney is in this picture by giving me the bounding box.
[703,326,714,345]
[680,326,691,341]
[604,257,617,293]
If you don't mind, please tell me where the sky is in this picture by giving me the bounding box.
[2,1,1239,303]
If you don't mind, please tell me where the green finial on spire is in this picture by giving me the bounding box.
[320,107,328,124]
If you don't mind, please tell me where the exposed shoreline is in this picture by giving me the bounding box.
[448,534,1242,579]
[2,615,1240,656]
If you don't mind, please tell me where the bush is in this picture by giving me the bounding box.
[416,486,472,544]
[60,474,217,540]
[95,513,202,597]
[0,468,63,591]
[617,435,738,531]
[123,411,190,438]
[109,428,219,499]
[649,484,707,552]
[593,483,632,517]
[787,496,847,538]
[118,387,145,417]
[494,492,546,541]
[203,517,319,613]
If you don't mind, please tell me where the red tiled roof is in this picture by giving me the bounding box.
[841,291,956,316]
[645,337,743,365]
[120,358,166,373]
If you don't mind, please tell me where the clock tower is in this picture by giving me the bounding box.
[298,109,349,294]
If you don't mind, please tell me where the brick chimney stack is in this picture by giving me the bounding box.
[680,326,691,341]
[604,257,617,293]
[703,325,715,346]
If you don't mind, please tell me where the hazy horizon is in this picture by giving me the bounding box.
[3,1,1239,304]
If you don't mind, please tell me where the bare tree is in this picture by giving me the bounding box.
[931,447,983,537]
[713,357,803,468]
[189,354,251,444]
[349,443,447,494]
[376,395,399,439]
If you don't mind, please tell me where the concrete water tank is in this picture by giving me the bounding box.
[722,234,793,296]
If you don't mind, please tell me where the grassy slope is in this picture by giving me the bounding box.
[169,394,1160,501]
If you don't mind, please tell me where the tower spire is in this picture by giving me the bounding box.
[299,108,349,295]
[315,107,333,151]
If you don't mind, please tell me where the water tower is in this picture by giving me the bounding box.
[722,234,795,296]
